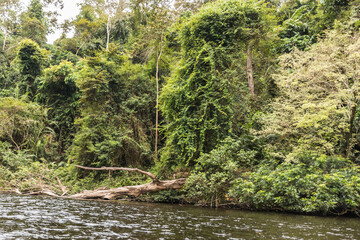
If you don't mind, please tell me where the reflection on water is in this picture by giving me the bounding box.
[0,194,359,239]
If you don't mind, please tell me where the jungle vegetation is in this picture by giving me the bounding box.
[1,0,360,215]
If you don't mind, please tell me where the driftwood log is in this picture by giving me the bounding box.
[67,165,186,200]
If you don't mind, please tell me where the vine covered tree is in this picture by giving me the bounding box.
[16,39,48,98]
[160,0,270,167]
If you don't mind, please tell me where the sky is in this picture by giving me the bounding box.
[22,0,82,43]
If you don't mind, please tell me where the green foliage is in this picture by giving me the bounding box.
[0,52,21,96]
[148,189,184,203]
[71,4,107,56]
[16,39,48,97]
[46,44,80,66]
[17,39,46,76]
[37,60,79,158]
[1,0,360,215]
[0,142,33,171]
[160,45,233,166]
[231,154,360,215]
[111,19,130,45]
[28,0,44,21]
[276,0,319,53]
[259,30,360,161]
[184,137,260,205]
[0,97,45,152]
[20,0,47,45]
[69,52,154,170]
[161,0,270,167]
[0,159,64,193]
[322,0,350,14]
[278,18,316,53]
[0,0,21,51]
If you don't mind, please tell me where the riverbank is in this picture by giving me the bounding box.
[1,156,360,217]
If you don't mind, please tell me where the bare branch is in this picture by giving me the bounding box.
[75,165,160,182]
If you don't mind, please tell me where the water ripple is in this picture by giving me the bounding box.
[0,194,359,239]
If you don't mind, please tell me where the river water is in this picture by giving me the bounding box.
[0,194,359,239]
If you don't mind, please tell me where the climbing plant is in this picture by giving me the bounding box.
[160,0,270,167]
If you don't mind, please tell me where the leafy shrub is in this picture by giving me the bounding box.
[230,154,360,215]
[69,55,153,169]
[260,30,360,162]
[184,137,258,206]
[150,189,183,203]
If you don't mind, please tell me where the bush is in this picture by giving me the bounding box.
[184,137,258,206]
[230,154,360,215]
[0,142,34,171]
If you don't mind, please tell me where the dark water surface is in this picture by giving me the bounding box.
[0,194,359,239]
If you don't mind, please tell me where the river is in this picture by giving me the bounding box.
[0,194,359,239]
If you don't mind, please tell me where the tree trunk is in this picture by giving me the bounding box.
[12,165,187,200]
[106,15,111,50]
[2,21,7,51]
[155,30,164,161]
[76,41,86,56]
[69,178,186,200]
[346,59,359,158]
[247,41,255,97]
[67,165,186,200]
[345,101,357,158]
[2,0,9,51]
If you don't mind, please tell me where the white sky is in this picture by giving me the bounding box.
[22,0,82,43]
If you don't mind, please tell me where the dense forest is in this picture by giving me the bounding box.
[1,0,360,215]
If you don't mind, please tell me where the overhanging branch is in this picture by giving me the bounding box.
[75,165,160,182]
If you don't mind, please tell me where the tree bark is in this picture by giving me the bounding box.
[247,41,255,97]
[345,58,359,158]
[155,30,164,161]
[106,15,111,50]
[2,0,9,51]
[68,178,186,200]
[67,165,186,200]
[2,21,7,51]
[76,41,86,56]
[10,165,187,200]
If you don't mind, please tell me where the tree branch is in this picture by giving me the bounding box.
[75,165,160,182]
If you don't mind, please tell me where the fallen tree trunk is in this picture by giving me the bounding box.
[69,178,186,200]
[67,165,186,200]
[4,166,186,200]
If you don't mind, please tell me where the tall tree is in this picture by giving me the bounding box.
[20,0,47,44]
[72,4,103,55]
[240,1,270,97]
[147,0,173,161]
[16,39,48,97]
[127,0,175,160]
[82,0,127,50]
[160,0,273,167]
[0,0,21,51]
[69,50,154,169]
[37,60,78,158]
